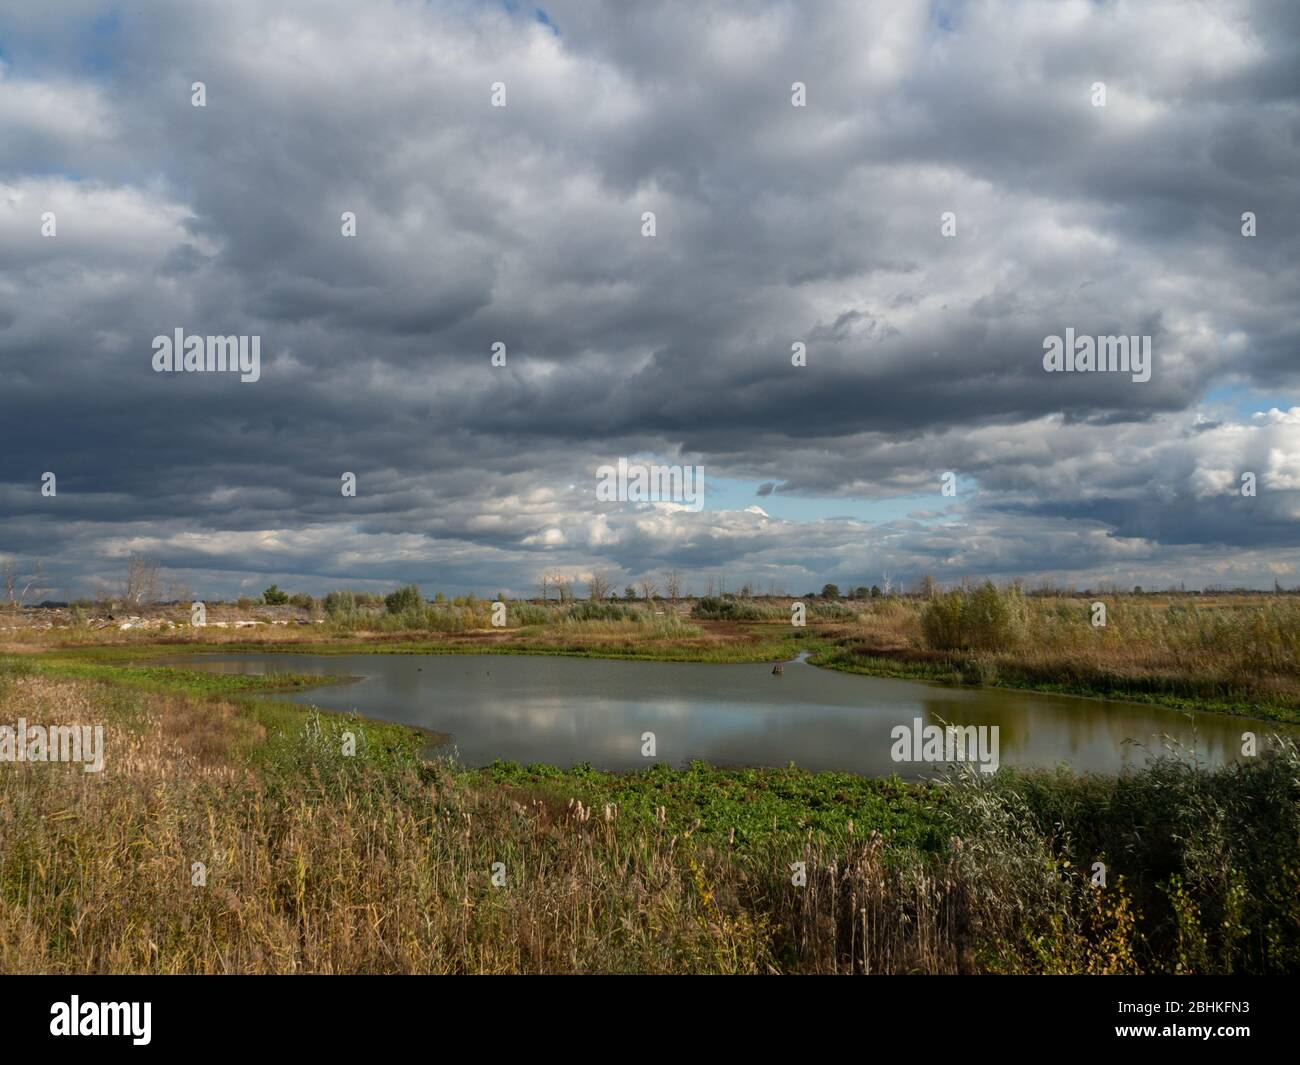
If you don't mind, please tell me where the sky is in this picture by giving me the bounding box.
[0,0,1298,601]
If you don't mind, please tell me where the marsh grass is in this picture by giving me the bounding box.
[3,663,1298,974]
[817,591,1300,722]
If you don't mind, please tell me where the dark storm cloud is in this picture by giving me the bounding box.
[0,0,1296,598]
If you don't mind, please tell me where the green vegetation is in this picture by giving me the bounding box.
[921,581,1026,650]
[384,584,424,615]
[691,596,785,621]
[473,759,946,854]
[2,656,1296,973]
[0,654,434,762]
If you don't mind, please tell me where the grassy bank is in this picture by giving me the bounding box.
[2,657,1298,974]
[814,645,1300,723]
[810,590,1300,724]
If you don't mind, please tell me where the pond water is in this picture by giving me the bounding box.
[171,652,1284,778]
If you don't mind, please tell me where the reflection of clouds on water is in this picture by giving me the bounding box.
[173,654,1293,777]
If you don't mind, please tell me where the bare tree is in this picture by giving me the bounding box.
[638,575,659,601]
[24,561,45,605]
[588,573,614,601]
[538,572,552,603]
[3,558,46,608]
[122,556,161,608]
[553,572,573,603]
[664,570,682,601]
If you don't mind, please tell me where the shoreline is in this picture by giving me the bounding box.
[15,623,1298,727]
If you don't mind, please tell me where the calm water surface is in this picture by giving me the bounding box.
[171,652,1287,778]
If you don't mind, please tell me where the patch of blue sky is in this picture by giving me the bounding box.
[86,9,120,76]
[704,474,968,525]
[473,1,557,33]
[0,7,119,77]
[1202,384,1298,419]
[928,1,959,35]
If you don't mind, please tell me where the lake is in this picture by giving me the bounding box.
[170,651,1289,778]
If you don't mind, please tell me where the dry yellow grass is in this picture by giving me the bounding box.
[820,592,1300,718]
[4,668,1298,974]
[0,673,774,973]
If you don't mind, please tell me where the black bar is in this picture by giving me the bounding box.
[1,975,1286,1050]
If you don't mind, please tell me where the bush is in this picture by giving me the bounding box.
[692,596,739,620]
[921,592,964,649]
[323,590,358,619]
[262,585,290,606]
[963,581,1024,650]
[690,596,781,621]
[506,602,551,626]
[384,585,423,615]
[921,582,1024,651]
[564,601,642,622]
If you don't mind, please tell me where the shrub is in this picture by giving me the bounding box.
[690,596,782,622]
[564,601,642,622]
[323,590,358,619]
[921,591,966,649]
[962,580,1023,650]
[262,585,290,606]
[385,585,423,615]
[921,581,1024,651]
[505,602,550,626]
